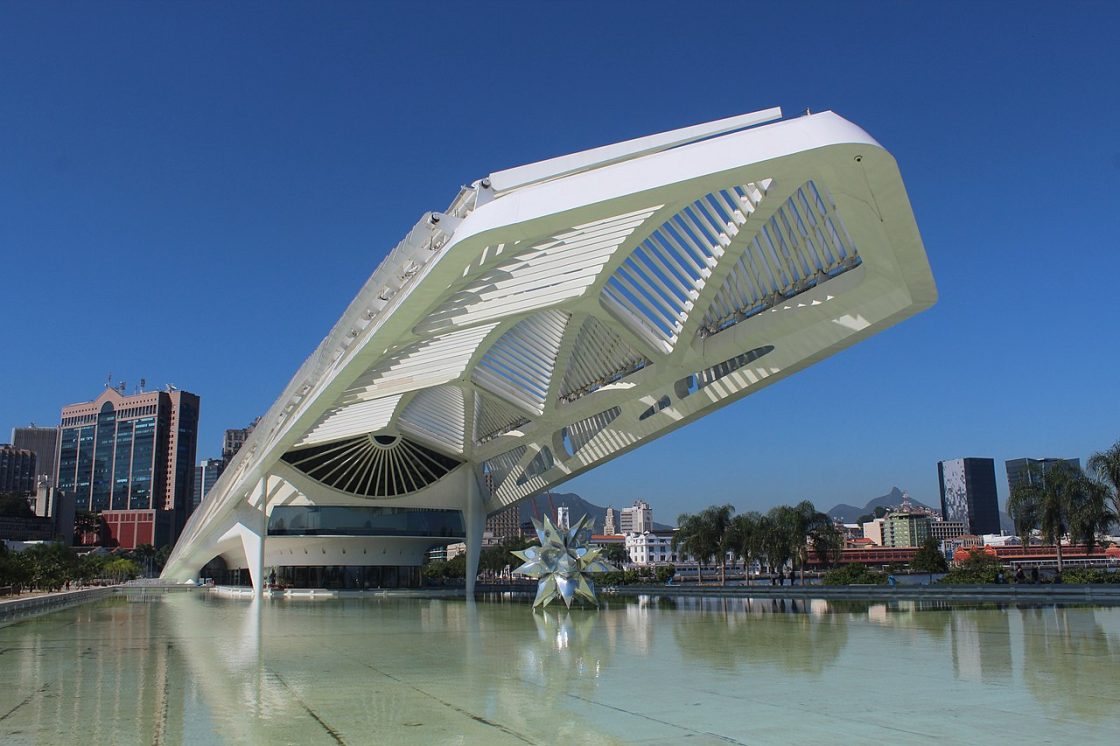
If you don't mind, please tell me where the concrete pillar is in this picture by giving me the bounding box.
[238,476,268,599]
[464,470,485,599]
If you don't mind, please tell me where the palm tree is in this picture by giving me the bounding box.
[1087,440,1120,529]
[728,511,763,585]
[762,507,795,584]
[786,500,839,585]
[701,504,736,586]
[672,512,715,585]
[1007,483,1041,550]
[1008,462,1108,573]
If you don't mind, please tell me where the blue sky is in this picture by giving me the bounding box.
[2,2,1118,520]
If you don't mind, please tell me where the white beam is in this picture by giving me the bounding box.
[487,107,782,193]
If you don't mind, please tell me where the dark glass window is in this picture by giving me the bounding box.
[91,402,116,511]
[113,420,134,506]
[57,427,80,492]
[267,506,465,538]
[130,417,156,509]
[76,426,96,506]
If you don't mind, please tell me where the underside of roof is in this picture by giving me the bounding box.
[164,107,936,580]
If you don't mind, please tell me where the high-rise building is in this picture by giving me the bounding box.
[603,507,617,535]
[1005,458,1081,492]
[222,418,259,465]
[0,444,37,495]
[193,458,225,510]
[620,500,653,534]
[555,505,570,530]
[11,425,59,485]
[56,387,200,547]
[937,458,1000,535]
[484,504,521,540]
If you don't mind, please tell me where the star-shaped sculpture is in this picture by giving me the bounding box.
[511,514,616,608]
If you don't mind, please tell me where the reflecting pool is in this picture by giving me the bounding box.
[2,593,1119,744]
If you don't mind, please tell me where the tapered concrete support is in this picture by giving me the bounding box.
[238,477,269,600]
[464,471,485,599]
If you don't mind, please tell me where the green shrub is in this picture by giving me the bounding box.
[939,550,1003,584]
[1060,568,1120,584]
[822,563,886,586]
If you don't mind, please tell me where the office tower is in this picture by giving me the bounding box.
[193,458,225,510]
[603,507,617,535]
[222,418,259,465]
[556,505,570,530]
[0,444,37,495]
[11,425,59,484]
[937,458,1000,535]
[619,499,653,534]
[1005,457,1081,492]
[484,503,521,540]
[56,387,200,547]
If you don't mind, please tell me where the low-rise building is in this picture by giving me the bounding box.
[883,512,930,548]
[928,520,967,542]
[626,529,681,565]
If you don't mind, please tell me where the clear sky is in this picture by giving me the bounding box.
[3,2,1118,521]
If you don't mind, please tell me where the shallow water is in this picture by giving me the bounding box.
[1,592,1118,745]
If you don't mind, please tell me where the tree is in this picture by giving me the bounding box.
[1087,440,1120,529]
[1008,482,1041,551]
[672,512,717,585]
[760,508,794,583]
[602,543,629,567]
[74,511,103,545]
[779,501,838,585]
[701,504,736,586]
[728,511,763,585]
[1007,462,1109,572]
[911,536,948,581]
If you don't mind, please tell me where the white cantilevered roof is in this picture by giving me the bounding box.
[164,107,935,578]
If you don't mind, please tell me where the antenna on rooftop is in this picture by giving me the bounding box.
[139,378,146,393]
[105,372,113,389]
[118,380,127,394]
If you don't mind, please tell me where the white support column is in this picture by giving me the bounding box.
[238,476,269,600]
[464,470,485,598]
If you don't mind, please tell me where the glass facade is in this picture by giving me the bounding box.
[129,416,156,509]
[75,425,95,499]
[212,565,422,589]
[113,420,134,505]
[57,427,79,492]
[267,506,465,538]
[91,402,117,511]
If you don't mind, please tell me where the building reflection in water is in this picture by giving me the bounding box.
[4,594,1120,742]
[664,594,850,676]
[951,607,1011,684]
[1021,606,1120,721]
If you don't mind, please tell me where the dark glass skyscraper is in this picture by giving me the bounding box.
[937,457,1000,535]
[11,425,59,485]
[56,387,199,546]
[1005,457,1081,492]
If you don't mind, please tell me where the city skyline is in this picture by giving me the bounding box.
[3,3,1118,520]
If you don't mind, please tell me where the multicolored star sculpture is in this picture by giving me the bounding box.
[511,514,616,608]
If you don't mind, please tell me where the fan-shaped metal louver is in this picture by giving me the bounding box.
[281,434,461,497]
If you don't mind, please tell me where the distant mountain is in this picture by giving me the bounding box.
[827,486,1016,534]
[516,492,673,532]
[825,487,938,523]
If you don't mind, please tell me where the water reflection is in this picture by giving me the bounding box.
[1022,606,1120,720]
[2,594,1120,743]
[667,596,849,676]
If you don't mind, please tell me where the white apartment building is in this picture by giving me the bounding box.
[619,500,653,534]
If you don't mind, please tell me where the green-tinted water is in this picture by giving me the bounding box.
[1,593,1118,744]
